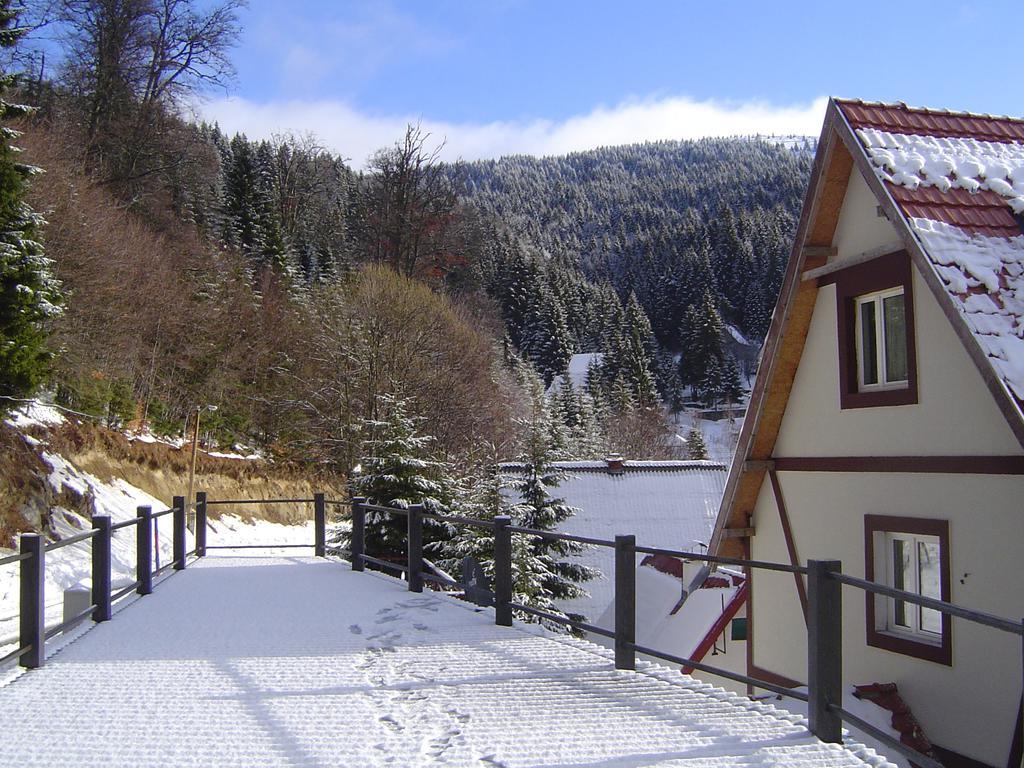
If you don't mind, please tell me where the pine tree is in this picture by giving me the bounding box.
[431,449,563,617]
[686,426,708,461]
[620,292,660,407]
[698,356,724,407]
[0,3,60,412]
[678,288,725,390]
[721,356,744,405]
[511,374,597,624]
[350,394,451,558]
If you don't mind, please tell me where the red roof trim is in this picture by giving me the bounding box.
[680,581,749,675]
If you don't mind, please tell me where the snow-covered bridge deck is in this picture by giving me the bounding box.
[0,557,892,767]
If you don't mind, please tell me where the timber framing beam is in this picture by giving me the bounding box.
[773,455,1024,475]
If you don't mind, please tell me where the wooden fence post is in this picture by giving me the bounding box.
[172,495,186,570]
[314,493,326,557]
[351,497,366,572]
[195,492,207,557]
[19,533,44,669]
[808,559,843,743]
[137,506,153,595]
[92,515,112,622]
[494,515,513,627]
[407,504,424,593]
[615,534,636,670]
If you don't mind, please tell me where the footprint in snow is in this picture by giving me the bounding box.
[413,623,429,631]
[379,715,404,732]
[445,706,470,723]
[396,599,438,612]
[479,755,507,767]
[349,624,362,635]
[375,613,401,624]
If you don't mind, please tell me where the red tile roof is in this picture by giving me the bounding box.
[838,99,1024,144]
[837,100,1024,238]
[888,185,1021,238]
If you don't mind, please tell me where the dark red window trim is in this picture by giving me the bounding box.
[821,250,918,409]
[864,515,952,666]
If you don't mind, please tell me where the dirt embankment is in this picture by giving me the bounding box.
[1,419,347,546]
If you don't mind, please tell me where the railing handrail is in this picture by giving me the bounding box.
[342,498,1023,630]
[45,529,98,551]
[0,551,30,567]
[204,497,315,506]
[832,571,1022,636]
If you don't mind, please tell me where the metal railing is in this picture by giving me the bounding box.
[342,496,1023,768]
[4,490,1021,768]
[0,494,200,670]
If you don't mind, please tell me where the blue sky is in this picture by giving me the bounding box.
[197,0,1023,166]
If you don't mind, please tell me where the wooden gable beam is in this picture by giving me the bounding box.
[711,100,854,560]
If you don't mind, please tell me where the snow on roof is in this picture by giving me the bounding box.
[0,556,897,767]
[547,352,603,392]
[595,564,743,662]
[503,460,727,621]
[839,100,1024,410]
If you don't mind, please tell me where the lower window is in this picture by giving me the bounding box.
[865,515,951,665]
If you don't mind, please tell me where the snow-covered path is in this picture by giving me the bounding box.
[0,557,892,767]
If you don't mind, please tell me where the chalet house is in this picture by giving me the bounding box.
[502,458,726,622]
[710,99,1024,768]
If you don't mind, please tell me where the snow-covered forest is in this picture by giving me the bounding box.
[1,0,812,618]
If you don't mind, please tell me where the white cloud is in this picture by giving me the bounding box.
[195,94,828,168]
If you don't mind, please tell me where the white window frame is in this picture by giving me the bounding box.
[854,287,908,391]
[881,530,943,643]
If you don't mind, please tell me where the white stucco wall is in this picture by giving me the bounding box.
[750,165,1024,766]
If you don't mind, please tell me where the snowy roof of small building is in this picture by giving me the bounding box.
[838,99,1024,404]
[502,459,727,620]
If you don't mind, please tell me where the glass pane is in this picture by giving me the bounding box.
[918,540,942,634]
[860,300,878,386]
[892,538,908,627]
[884,294,908,383]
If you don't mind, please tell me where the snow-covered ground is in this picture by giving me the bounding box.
[0,556,896,767]
[0,404,314,657]
[675,410,744,465]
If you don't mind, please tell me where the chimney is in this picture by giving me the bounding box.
[605,454,625,475]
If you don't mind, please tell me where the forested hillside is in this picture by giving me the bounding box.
[0,0,818,622]
[460,140,813,406]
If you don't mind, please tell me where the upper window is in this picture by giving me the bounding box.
[865,515,951,665]
[824,250,918,409]
[855,288,908,390]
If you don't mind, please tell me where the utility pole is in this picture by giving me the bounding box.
[186,405,217,533]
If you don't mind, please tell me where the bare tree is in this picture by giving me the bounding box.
[355,124,461,278]
[53,0,243,199]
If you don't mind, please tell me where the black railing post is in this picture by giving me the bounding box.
[494,515,513,627]
[314,493,326,557]
[407,504,424,593]
[195,492,207,557]
[19,533,44,669]
[808,559,843,743]
[137,506,153,595]
[92,515,112,622]
[615,534,637,670]
[351,497,366,572]
[172,495,186,570]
